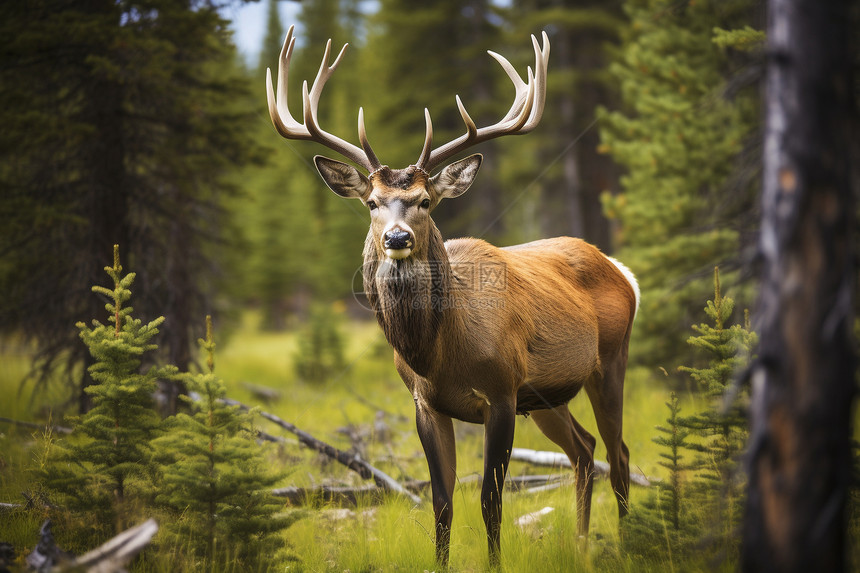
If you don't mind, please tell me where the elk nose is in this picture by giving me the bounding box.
[383,229,412,250]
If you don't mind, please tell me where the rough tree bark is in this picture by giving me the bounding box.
[742,0,856,571]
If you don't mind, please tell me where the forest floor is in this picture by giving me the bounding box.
[210,313,680,571]
[1,312,854,571]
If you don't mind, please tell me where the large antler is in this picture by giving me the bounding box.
[266,26,382,173]
[415,32,550,173]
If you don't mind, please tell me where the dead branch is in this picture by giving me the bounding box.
[62,519,157,572]
[510,448,652,487]
[254,428,299,447]
[221,398,422,505]
[515,506,555,529]
[271,474,571,507]
[272,484,383,505]
[25,519,158,572]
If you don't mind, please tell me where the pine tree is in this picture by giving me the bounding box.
[677,267,757,563]
[678,268,755,483]
[0,1,260,411]
[46,245,175,539]
[154,316,294,569]
[622,271,756,567]
[597,0,762,367]
[621,392,698,563]
[679,267,757,398]
[652,392,691,533]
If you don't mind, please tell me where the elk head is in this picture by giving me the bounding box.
[265,26,549,263]
[314,157,481,261]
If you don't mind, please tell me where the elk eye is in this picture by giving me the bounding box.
[367,200,378,211]
[420,198,431,209]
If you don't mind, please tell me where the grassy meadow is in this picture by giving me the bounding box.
[0,308,719,572]
[212,312,682,571]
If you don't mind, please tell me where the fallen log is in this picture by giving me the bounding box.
[221,398,422,505]
[271,474,570,507]
[25,520,75,571]
[454,473,568,492]
[510,448,652,487]
[272,484,383,505]
[514,506,555,529]
[220,398,371,479]
[63,519,158,573]
[0,502,22,512]
[25,518,158,572]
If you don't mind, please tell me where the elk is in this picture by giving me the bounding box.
[266,26,639,567]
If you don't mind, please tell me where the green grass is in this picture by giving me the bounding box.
[5,314,848,571]
[207,312,693,571]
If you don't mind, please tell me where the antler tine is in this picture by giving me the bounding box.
[307,39,347,117]
[415,108,434,170]
[522,31,550,131]
[510,67,537,131]
[277,29,298,124]
[486,50,529,125]
[455,95,478,140]
[266,26,298,137]
[358,108,382,170]
[418,32,550,173]
[265,26,380,172]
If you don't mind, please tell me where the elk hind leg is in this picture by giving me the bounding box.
[531,405,597,536]
[586,361,630,518]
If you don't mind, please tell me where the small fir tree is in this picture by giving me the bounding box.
[154,316,294,569]
[653,392,691,533]
[622,392,697,562]
[677,267,757,562]
[622,271,757,568]
[678,268,756,484]
[46,245,175,538]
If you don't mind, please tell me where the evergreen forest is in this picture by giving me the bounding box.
[0,0,856,571]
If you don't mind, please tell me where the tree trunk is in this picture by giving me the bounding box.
[79,0,128,413]
[742,0,856,571]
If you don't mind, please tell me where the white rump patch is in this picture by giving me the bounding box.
[607,256,640,318]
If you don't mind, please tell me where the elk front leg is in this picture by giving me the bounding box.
[482,403,516,567]
[415,403,456,567]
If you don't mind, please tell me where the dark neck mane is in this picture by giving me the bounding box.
[362,224,452,376]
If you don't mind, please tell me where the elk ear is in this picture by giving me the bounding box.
[314,156,371,199]
[430,154,482,200]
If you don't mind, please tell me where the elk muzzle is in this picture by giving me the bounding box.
[383,227,413,259]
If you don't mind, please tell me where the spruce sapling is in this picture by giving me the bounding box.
[677,267,757,564]
[154,316,296,570]
[46,245,176,539]
[653,392,691,533]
